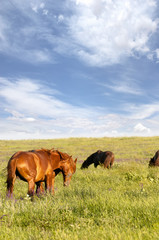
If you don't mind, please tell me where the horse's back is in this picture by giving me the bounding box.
[12,151,36,167]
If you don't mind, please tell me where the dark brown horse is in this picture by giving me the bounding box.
[7,149,77,197]
[81,150,114,169]
[149,150,159,167]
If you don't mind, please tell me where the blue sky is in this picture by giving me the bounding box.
[0,0,159,139]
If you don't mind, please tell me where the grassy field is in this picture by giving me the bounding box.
[0,137,159,240]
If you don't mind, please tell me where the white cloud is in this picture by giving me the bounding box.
[155,49,159,59]
[102,79,143,95]
[125,103,159,119]
[6,109,36,122]
[43,9,48,15]
[40,3,45,9]
[30,50,51,63]
[31,2,45,13]
[57,15,64,23]
[76,0,92,6]
[0,0,158,66]
[0,1,52,64]
[67,0,158,66]
[0,17,8,41]
[0,78,136,139]
[0,79,73,118]
[1,75,159,139]
[134,123,150,133]
[0,77,102,123]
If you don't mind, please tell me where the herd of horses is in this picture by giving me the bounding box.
[6,147,159,198]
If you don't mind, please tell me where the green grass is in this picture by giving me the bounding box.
[0,137,159,239]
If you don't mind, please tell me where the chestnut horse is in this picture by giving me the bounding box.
[7,149,77,197]
[81,150,114,169]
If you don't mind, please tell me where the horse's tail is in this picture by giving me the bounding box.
[6,157,17,191]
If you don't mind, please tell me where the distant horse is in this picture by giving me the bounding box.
[7,149,77,197]
[81,150,114,169]
[149,150,159,167]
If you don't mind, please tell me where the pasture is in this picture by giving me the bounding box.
[0,137,159,240]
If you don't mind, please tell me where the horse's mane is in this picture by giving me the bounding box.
[30,148,72,161]
[29,148,52,155]
[38,149,70,162]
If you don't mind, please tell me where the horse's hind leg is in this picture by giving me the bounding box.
[36,182,45,195]
[109,161,113,168]
[28,179,35,197]
[104,154,113,169]
[104,159,111,169]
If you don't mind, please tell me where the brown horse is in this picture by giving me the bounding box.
[149,150,159,167]
[7,149,77,197]
[81,150,114,169]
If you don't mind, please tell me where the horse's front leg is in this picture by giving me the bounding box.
[94,162,99,168]
[51,172,56,194]
[45,173,53,193]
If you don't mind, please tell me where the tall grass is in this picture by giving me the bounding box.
[0,137,159,239]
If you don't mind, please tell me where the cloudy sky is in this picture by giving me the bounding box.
[0,0,159,139]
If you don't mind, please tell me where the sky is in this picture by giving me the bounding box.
[0,0,159,140]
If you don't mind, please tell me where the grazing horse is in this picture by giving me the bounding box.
[81,150,114,169]
[7,149,77,197]
[149,150,159,167]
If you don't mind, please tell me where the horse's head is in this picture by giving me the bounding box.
[149,157,155,167]
[57,151,77,186]
[62,156,77,186]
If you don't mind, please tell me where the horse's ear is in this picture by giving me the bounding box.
[57,150,69,160]
[97,150,102,154]
[74,158,77,164]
